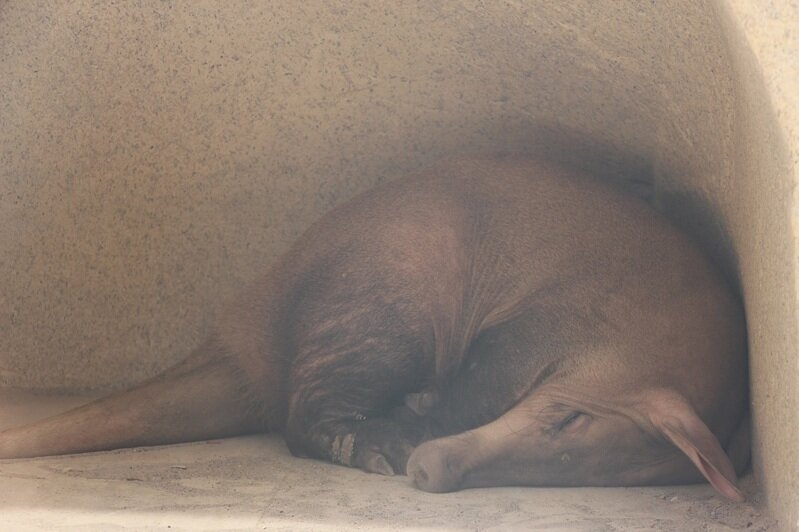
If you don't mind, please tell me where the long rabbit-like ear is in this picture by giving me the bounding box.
[646,391,745,502]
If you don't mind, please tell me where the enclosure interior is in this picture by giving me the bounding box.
[1,1,795,530]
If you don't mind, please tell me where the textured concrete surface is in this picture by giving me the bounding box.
[0,0,734,391]
[1,0,798,529]
[0,390,776,531]
[713,2,799,529]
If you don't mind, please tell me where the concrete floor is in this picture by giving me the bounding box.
[0,390,776,531]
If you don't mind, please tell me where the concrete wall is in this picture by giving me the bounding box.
[1,0,796,527]
[714,2,799,528]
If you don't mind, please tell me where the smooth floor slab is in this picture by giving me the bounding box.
[0,390,775,531]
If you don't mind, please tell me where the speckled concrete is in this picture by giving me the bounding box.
[0,1,735,391]
[1,0,797,529]
[713,2,799,529]
[0,390,776,531]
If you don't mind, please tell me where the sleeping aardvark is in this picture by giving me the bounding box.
[0,155,749,501]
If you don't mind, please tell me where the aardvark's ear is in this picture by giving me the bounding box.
[645,391,744,502]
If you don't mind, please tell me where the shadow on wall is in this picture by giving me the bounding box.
[512,123,656,202]
[655,187,740,292]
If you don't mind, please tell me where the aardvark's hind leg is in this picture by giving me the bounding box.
[282,297,433,476]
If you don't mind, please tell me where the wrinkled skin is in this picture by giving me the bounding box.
[0,156,748,501]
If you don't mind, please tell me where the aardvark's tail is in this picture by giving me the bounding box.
[0,337,264,459]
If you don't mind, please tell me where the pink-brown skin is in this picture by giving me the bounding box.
[0,156,748,501]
